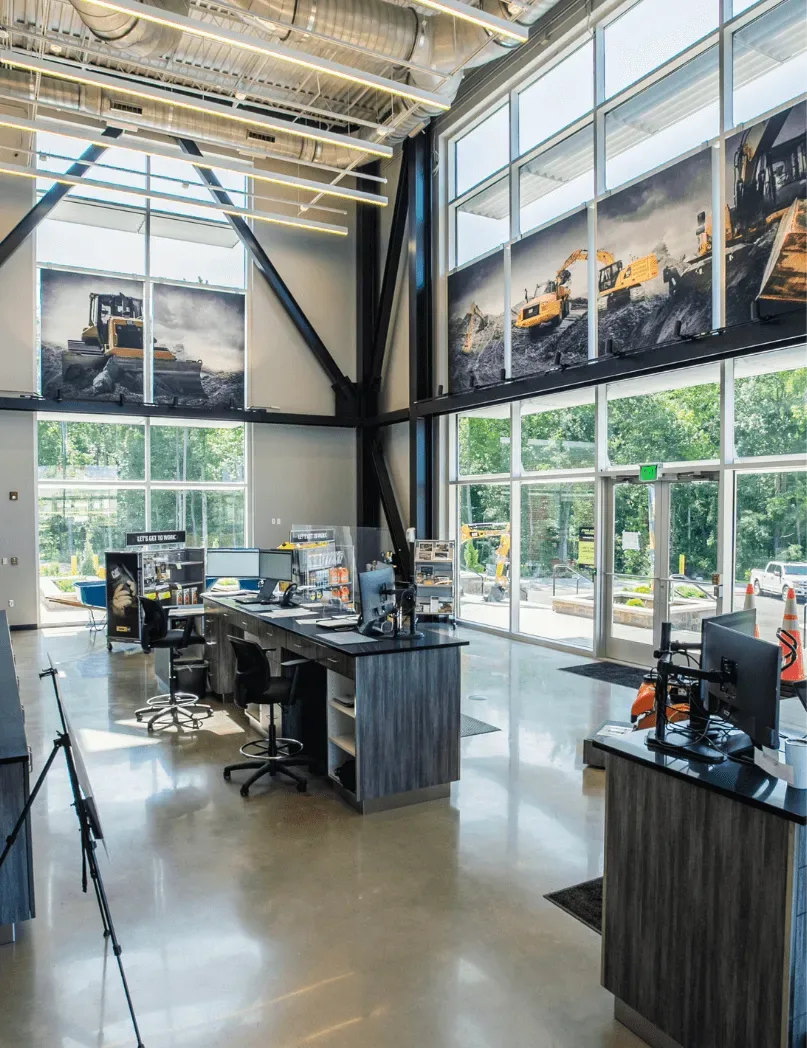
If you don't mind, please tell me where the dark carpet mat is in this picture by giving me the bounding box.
[461,714,501,738]
[545,877,603,934]
[561,662,646,689]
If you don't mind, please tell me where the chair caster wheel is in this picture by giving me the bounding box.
[240,786,249,797]
[147,723,154,733]
[107,643,113,652]
[223,770,231,780]
[296,782,307,793]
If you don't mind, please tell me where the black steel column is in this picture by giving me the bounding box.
[0,127,123,271]
[177,138,357,416]
[407,127,436,540]
[356,160,381,546]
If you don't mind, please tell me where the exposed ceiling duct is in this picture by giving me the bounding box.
[0,0,561,173]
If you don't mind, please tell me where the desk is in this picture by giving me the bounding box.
[0,612,34,939]
[595,729,806,1048]
[203,597,468,813]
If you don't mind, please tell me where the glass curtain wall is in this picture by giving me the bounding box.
[447,0,805,275]
[37,416,247,625]
[447,349,806,652]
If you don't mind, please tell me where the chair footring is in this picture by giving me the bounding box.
[239,736,303,760]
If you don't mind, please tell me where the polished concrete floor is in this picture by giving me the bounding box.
[0,625,649,1048]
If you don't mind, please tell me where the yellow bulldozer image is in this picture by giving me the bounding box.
[63,293,207,399]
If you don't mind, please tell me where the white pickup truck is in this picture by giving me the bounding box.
[750,561,807,601]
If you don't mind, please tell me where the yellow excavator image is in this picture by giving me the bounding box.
[461,302,488,354]
[665,107,806,300]
[596,251,659,309]
[516,247,660,334]
[63,293,207,398]
[461,522,511,600]
[516,248,620,336]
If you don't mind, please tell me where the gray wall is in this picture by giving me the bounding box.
[250,425,356,549]
[0,414,38,627]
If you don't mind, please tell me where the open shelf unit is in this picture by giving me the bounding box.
[326,669,359,800]
[414,540,455,622]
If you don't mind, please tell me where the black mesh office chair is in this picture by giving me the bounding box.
[135,598,213,732]
[223,637,311,796]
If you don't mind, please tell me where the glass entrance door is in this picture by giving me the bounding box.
[604,475,720,664]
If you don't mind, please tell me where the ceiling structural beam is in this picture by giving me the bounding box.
[0,113,389,207]
[371,152,409,391]
[178,138,357,415]
[0,126,121,271]
[0,51,394,158]
[415,310,807,418]
[0,157,348,235]
[75,0,451,111]
[369,433,413,579]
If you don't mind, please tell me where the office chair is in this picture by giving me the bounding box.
[135,598,213,732]
[223,637,311,796]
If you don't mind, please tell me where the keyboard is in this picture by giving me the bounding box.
[316,616,361,629]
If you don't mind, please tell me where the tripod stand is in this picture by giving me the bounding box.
[0,664,145,1047]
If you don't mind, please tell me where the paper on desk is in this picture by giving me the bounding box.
[316,631,377,645]
[257,608,316,618]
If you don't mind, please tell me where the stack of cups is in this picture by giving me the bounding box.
[785,737,807,789]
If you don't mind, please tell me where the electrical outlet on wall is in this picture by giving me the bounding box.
[8,599,14,607]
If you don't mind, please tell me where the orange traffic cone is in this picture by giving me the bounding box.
[743,582,761,637]
[777,587,806,701]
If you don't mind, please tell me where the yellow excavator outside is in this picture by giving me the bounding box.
[63,293,207,399]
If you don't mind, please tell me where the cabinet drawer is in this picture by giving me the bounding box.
[317,650,355,680]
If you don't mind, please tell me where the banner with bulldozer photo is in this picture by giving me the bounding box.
[39,269,146,402]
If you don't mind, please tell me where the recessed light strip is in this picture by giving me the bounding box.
[416,0,529,43]
[0,50,394,158]
[65,0,450,110]
[0,157,348,235]
[0,112,389,205]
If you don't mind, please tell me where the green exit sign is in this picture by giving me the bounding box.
[639,463,659,482]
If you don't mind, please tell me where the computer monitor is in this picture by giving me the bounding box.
[359,566,396,628]
[258,549,293,583]
[701,618,781,756]
[206,548,260,579]
[701,608,757,637]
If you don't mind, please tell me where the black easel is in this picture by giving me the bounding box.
[0,664,145,1047]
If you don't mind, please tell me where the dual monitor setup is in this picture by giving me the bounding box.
[207,551,421,637]
[648,608,782,765]
[207,547,298,608]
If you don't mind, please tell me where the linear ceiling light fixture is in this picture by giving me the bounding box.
[64,0,450,110]
[415,0,529,43]
[0,157,348,234]
[0,51,394,158]
[0,112,388,205]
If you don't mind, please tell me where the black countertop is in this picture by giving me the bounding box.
[0,611,27,765]
[594,728,807,825]
[206,596,469,659]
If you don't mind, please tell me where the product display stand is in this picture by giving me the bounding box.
[413,540,456,628]
[285,526,354,607]
[106,545,205,649]
[0,663,145,1047]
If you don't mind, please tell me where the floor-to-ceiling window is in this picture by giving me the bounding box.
[447,349,806,655]
[37,417,247,625]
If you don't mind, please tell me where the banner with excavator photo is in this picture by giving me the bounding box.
[510,208,590,378]
[39,269,146,402]
[152,283,245,408]
[447,249,505,392]
[725,100,806,327]
[596,148,713,351]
